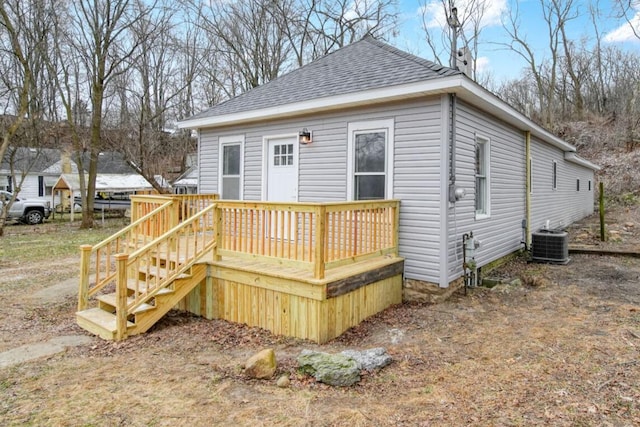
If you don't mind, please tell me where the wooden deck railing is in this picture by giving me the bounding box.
[216,200,399,279]
[79,194,219,311]
[114,204,217,338]
[78,199,175,310]
[79,197,399,315]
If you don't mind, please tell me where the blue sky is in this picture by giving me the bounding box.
[390,0,640,82]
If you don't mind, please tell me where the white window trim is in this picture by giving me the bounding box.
[218,135,244,200]
[552,160,558,191]
[260,133,299,201]
[475,135,491,220]
[346,119,394,201]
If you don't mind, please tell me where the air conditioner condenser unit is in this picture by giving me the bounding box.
[531,230,569,264]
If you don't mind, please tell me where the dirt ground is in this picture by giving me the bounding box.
[1,206,639,426]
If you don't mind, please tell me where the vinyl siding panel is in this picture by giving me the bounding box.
[197,98,444,283]
[394,100,443,283]
[198,131,218,193]
[447,101,526,282]
[13,175,42,199]
[530,138,595,231]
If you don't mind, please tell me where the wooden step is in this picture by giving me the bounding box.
[126,279,175,295]
[138,265,192,280]
[76,308,134,340]
[96,293,156,315]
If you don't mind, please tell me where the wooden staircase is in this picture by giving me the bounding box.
[76,199,217,341]
[76,263,207,340]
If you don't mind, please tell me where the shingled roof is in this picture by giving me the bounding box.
[187,36,460,122]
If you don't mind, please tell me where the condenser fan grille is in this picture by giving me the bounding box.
[531,230,569,264]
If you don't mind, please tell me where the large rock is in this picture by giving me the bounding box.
[245,348,277,379]
[297,350,360,387]
[340,348,392,371]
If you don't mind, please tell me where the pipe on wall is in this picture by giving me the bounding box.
[448,93,458,203]
[525,130,532,248]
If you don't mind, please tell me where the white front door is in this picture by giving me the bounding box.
[266,137,298,202]
[265,136,298,241]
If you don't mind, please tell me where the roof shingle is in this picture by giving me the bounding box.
[187,36,460,121]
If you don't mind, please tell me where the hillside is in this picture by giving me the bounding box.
[560,118,640,203]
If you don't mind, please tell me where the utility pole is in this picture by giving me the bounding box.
[447,4,460,69]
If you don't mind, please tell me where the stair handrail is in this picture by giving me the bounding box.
[78,199,176,311]
[117,203,217,319]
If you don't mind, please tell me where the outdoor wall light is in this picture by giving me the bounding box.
[299,128,312,145]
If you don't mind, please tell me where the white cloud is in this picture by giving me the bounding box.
[475,56,490,73]
[419,0,507,30]
[604,10,640,43]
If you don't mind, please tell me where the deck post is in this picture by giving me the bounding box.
[170,198,180,229]
[78,245,93,311]
[213,204,221,262]
[392,201,400,256]
[115,253,129,341]
[314,205,326,279]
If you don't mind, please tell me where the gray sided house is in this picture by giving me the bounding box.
[179,37,598,289]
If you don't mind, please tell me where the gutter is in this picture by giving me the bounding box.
[564,152,601,171]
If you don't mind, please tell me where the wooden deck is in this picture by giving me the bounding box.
[177,253,403,343]
[76,196,403,343]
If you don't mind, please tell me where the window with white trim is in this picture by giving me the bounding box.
[219,136,243,200]
[347,119,394,201]
[475,136,490,217]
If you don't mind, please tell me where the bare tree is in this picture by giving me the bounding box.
[59,0,155,228]
[420,0,491,79]
[0,0,56,235]
[309,0,398,55]
[109,3,197,192]
[612,0,640,40]
[198,0,291,96]
[502,0,580,127]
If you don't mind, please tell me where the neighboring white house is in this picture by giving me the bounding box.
[2,149,161,211]
[0,148,65,203]
[179,36,599,290]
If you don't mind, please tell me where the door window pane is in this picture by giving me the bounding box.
[223,145,240,175]
[222,177,240,200]
[221,143,241,199]
[273,144,294,167]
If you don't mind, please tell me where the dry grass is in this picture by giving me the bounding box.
[1,212,640,426]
